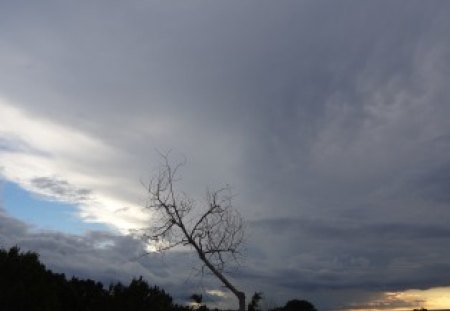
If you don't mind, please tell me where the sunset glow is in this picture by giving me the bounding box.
[344,287,450,311]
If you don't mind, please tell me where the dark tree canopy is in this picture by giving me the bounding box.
[0,246,186,311]
[282,299,317,311]
[0,246,320,311]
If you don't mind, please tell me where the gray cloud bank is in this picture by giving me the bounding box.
[2,1,450,310]
[0,207,216,306]
[2,206,450,310]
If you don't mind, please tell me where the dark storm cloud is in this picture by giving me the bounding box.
[2,1,450,310]
[245,217,450,297]
[252,218,450,241]
[401,163,450,203]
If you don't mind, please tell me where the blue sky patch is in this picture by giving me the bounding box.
[1,181,108,234]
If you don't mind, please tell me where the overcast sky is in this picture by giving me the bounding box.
[1,1,450,310]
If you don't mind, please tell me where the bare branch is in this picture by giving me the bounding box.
[140,155,246,311]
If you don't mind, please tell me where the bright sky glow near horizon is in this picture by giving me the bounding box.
[1,1,450,310]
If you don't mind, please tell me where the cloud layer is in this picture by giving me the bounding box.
[0,206,234,307]
[1,1,450,310]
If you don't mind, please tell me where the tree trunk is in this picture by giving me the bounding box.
[189,243,245,311]
[237,291,246,311]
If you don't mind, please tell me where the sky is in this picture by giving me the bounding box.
[1,1,450,310]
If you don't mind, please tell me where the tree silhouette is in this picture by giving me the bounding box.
[248,292,263,311]
[190,293,208,310]
[137,154,246,311]
[282,299,317,311]
[0,246,323,311]
[0,246,188,311]
[109,277,173,311]
[0,246,60,310]
[190,293,203,305]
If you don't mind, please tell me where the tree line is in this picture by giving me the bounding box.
[0,246,318,311]
[0,246,182,311]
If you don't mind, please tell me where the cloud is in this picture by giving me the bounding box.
[0,98,151,231]
[240,216,450,310]
[30,176,92,201]
[1,1,450,310]
[8,204,447,311]
[0,206,230,305]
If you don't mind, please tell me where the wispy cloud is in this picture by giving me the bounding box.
[0,98,150,231]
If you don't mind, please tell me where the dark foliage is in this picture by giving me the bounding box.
[248,292,263,311]
[270,299,318,311]
[0,246,318,311]
[190,293,203,305]
[0,247,189,311]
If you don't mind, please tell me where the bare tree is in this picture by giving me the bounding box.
[139,155,246,311]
